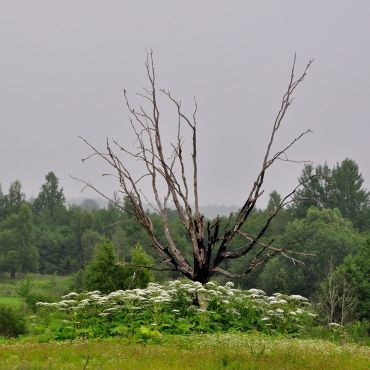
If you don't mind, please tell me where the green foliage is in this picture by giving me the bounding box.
[0,165,367,318]
[35,281,315,341]
[0,303,27,337]
[315,264,358,325]
[0,180,26,220]
[32,171,65,220]
[83,239,127,293]
[80,229,102,265]
[0,334,369,370]
[0,204,39,277]
[36,226,77,274]
[258,207,363,296]
[83,240,154,293]
[291,159,370,230]
[290,163,331,219]
[344,320,370,344]
[257,258,292,294]
[123,244,154,289]
[16,275,34,298]
[329,159,370,228]
[336,239,370,320]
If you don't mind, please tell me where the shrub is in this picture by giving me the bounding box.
[83,240,154,293]
[24,292,54,311]
[36,281,315,340]
[16,275,54,311]
[0,303,27,337]
[83,239,128,293]
[122,244,154,289]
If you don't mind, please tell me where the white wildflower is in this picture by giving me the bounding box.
[328,322,341,328]
[62,292,79,299]
[273,292,283,297]
[206,281,217,288]
[196,288,207,293]
[289,294,309,302]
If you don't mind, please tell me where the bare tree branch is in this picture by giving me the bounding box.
[77,51,314,283]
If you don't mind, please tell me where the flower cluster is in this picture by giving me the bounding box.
[36,281,315,339]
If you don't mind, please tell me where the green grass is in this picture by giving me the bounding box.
[0,274,73,301]
[0,296,23,306]
[0,334,369,369]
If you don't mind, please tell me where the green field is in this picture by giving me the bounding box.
[0,274,73,298]
[0,276,368,369]
[0,334,369,370]
[0,296,22,306]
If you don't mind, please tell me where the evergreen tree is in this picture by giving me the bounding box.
[266,191,282,213]
[83,240,154,293]
[290,159,370,229]
[33,172,65,219]
[83,239,127,293]
[123,244,154,289]
[290,163,331,218]
[328,158,369,228]
[1,181,26,218]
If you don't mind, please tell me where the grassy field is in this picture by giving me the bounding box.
[0,334,369,369]
[0,296,23,306]
[0,274,73,297]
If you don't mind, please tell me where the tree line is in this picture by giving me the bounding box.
[0,158,369,321]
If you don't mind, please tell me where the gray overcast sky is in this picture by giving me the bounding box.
[1,1,370,207]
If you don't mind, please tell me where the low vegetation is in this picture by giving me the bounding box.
[0,163,369,368]
[0,334,369,370]
[34,281,314,341]
[0,275,368,369]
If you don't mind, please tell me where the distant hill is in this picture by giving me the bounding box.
[200,205,239,219]
[68,197,238,218]
[68,197,107,210]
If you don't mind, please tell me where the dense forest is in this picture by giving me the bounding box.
[0,158,369,323]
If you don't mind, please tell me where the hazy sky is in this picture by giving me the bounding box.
[1,1,370,207]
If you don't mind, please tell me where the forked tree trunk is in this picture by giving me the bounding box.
[77,51,314,283]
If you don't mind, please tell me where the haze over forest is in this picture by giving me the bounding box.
[1,1,370,208]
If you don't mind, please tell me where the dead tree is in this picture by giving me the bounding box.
[76,52,314,284]
[316,259,357,325]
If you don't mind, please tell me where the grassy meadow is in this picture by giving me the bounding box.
[0,274,73,299]
[0,334,369,370]
[0,296,22,306]
[0,276,369,369]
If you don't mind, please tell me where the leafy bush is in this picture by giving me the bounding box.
[0,303,27,337]
[123,244,154,289]
[16,274,54,310]
[36,281,315,341]
[24,292,54,311]
[83,239,126,293]
[83,240,154,294]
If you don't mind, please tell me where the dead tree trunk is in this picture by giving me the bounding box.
[76,51,314,284]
